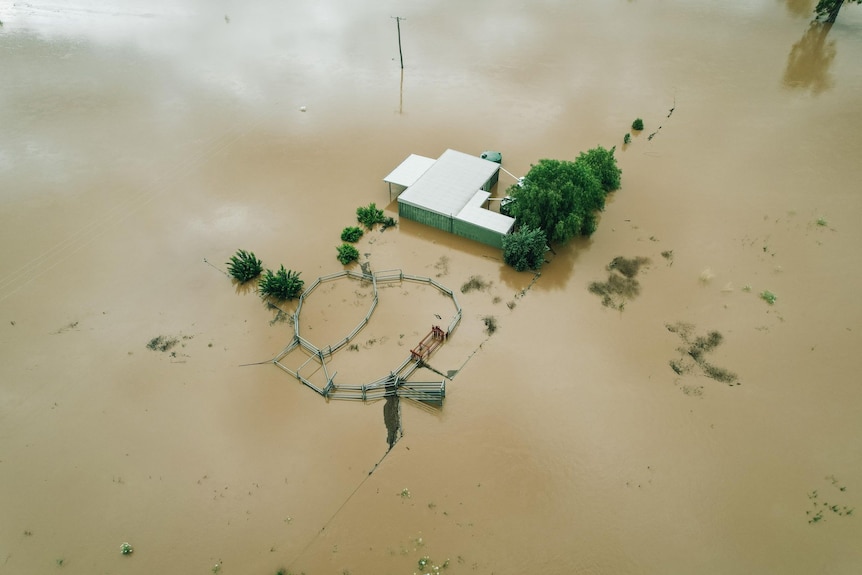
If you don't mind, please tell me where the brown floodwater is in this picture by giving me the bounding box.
[2,1,862,573]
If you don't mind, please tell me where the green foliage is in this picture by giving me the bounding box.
[502,226,548,271]
[624,133,631,145]
[577,145,622,192]
[341,226,364,242]
[356,203,386,229]
[760,290,777,305]
[632,118,644,131]
[336,243,360,265]
[815,0,861,22]
[507,147,619,244]
[258,266,304,300]
[226,249,263,283]
[120,542,134,555]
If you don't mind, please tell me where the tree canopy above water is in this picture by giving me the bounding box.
[506,146,621,245]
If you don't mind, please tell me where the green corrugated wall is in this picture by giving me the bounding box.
[452,219,505,248]
[398,203,454,232]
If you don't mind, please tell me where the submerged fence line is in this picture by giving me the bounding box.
[264,268,459,405]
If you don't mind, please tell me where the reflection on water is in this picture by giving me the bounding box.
[783,21,837,93]
[782,0,816,18]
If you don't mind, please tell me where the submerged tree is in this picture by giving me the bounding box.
[815,0,861,22]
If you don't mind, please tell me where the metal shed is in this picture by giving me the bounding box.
[385,149,514,248]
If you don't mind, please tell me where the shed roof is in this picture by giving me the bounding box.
[457,191,516,234]
[383,154,436,188]
[397,149,500,216]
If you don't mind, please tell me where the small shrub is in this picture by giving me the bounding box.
[120,542,134,555]
[632,118,644,131]
[259,266,304,300]
[356,203,386,229]
[337,243,360,265]
[381,216,398,230]
[760,290,777,305]
[226,249,263,283]
[816,217,828,227]
[624,133,631,144]
[341,226,364,242]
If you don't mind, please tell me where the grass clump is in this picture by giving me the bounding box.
[760,290,777,305]
[461,275,490,293]
[146,335,179,352]
[259,266,304,300]
[666,322,739,385]
[632,118,644,131]
[588,256,650,310]
[608,256,650,278]
[340,226,364,242]
[482,315,498,335]
[337,243,360,265]
[624,133,632,145]
[226,249,263,283]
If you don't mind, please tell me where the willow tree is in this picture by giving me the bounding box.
[815,0,861,22]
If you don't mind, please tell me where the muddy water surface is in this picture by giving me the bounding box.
[2,1,862,574]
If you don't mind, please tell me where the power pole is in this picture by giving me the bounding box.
[391,16,405,69]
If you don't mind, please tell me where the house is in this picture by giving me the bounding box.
[384,149,515,249]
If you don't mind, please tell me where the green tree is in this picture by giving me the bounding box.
[258,266,304,300]
[507,152,614,244]
[815,0,861,22]
[576,146,621,193]
[502,226,548,272]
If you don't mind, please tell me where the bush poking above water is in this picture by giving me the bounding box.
[340,226,364,242]
[259,266,304,300]
[357,203,386,229]
[226,249,263,283]
[760,290,777,305]
[337,243,360,265]
[632,118,644,131]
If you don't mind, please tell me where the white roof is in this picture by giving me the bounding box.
[383,154,436,188]
[457,191,516,234]
[397,149,500,216]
